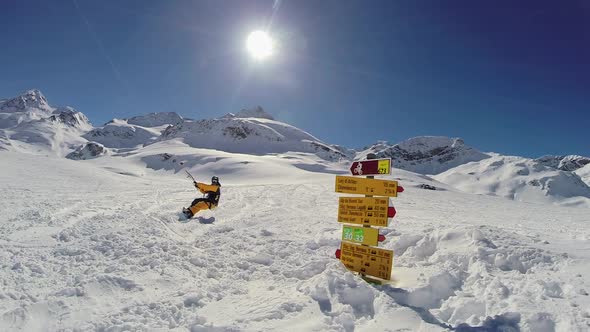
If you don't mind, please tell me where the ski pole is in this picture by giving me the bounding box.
[185,170,196,183]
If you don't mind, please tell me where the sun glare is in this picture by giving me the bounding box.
[246,30,274,60]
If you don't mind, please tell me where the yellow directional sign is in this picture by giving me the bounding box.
[338,197,389,227]
[342,225,379,246]
[339,242,393,280]
[335,176,398,197]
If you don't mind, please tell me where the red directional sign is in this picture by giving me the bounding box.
[350,158,391,176]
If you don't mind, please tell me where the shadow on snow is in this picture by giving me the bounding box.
[377,285,521,332]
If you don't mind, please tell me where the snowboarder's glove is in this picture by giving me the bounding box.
[194,181,199,188]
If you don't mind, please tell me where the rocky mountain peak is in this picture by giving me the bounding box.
[0,89,51,113]
[48,107,92,130]
[226,106,275,120]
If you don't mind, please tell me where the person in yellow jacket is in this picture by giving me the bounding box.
[183,176,221,218]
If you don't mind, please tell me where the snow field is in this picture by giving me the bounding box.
[1,151,590,331]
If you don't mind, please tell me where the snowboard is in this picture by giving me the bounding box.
[179,208,192,221]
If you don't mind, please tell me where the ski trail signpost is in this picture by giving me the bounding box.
[335,156,403,283]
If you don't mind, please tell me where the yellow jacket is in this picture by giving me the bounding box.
[195,182,220,193]
[195,182,221,206]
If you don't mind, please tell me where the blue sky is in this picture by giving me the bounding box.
[1,0,589,157]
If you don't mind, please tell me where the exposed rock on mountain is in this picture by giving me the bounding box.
[535,155,590,172]
[125,112,183,127]
[66,142,108,160]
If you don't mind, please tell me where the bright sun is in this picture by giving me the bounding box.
[246,30,274,60]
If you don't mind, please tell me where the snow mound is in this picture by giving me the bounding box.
[536,155,590,172]
[387,225,568,330]
[125,112,183,127]
[157,116,348,161]
[224,106,275,120]
[434,154,590,206]
[84,120,161,149]
[358,137,490,175]
[66,142,108,160]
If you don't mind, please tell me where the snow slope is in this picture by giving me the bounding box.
[434,154,590,208]
[576,164,590,187]
[358,137,490,175]
[2,150,590,331]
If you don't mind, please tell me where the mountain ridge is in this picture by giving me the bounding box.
[2,89,589,206]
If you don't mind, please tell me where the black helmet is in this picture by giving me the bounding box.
[211,176,220,184]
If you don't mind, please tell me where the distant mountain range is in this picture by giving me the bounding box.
[2,89,589,206]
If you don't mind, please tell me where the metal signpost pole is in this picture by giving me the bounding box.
[361,153,381,284]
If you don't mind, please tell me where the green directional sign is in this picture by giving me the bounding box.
[341,225,379,246]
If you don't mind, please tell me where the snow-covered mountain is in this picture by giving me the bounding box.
[535,154,590,172]
[157,109,348,161]
[434,154,590,207]
[0,89,52,115]
[84,119,163,149]
[0,90,92,156]
[125,112,183,127]
[0,89,53,129]
[357,136,490,174]
[85,113,185,149]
